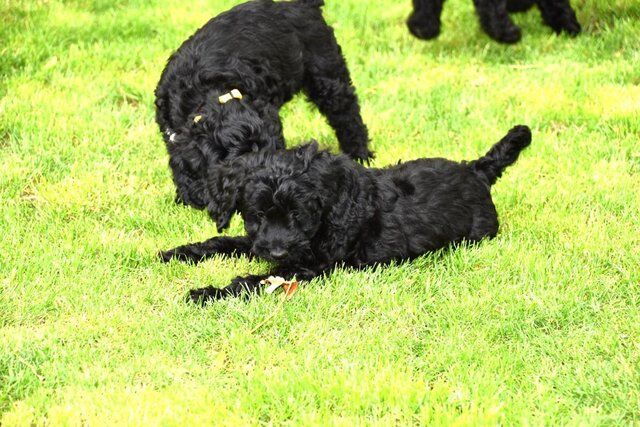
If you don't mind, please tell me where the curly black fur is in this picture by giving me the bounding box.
[155,0,372,209]
[160,125,532,304]
[407,0,581,43]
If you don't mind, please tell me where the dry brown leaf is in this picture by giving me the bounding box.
[282,281,299,298]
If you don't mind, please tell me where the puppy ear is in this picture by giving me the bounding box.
[205,162,248,232]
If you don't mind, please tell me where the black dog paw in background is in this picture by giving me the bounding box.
[407,0,581,44]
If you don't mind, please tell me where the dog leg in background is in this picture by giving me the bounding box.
[473,0,522,43]
[506,0,535,12]
[535,0,581,36]
[189,267,326,305]
[304,47,373,162]
[407,0,446,40]
[159,236,252,264]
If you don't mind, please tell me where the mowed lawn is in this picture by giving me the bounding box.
[1,0,639,424]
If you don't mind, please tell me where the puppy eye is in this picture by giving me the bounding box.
[256,211,265,219]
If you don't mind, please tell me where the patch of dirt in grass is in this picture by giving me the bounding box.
[0,130,9,150]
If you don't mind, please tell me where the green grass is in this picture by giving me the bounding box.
[1,0,639,424]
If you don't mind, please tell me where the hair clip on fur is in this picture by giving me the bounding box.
[218,89,243,104]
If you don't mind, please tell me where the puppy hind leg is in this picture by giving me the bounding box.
[473,0,522,43]
[535,0,581,36]
[467,210,499,243]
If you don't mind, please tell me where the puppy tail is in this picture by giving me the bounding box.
[470,125,532,186]
[297,0,324,7]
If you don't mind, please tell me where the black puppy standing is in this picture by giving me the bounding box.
[407,0,581,44]
[160,125,532,304]
[155,0,372,209]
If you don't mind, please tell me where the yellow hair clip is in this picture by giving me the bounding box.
[218,89,243,104]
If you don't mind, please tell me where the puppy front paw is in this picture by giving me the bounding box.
[188,286,225,305]
[159,249,177,263]
[158,247,202,264]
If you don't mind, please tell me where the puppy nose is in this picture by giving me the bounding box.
[269,248,288,260]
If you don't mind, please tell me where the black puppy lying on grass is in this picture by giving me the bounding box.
[155,0,372,210]
[407,0,580,44]
[160,126,532,304]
